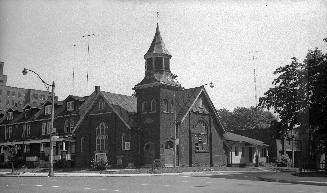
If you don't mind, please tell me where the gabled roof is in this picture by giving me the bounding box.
[175,86,226,133]
[55,95,87,117]
[72,90,137,133]
[144,23,171,59]
[223,132,268,146]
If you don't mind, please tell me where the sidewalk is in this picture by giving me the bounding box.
[258,172,327,186]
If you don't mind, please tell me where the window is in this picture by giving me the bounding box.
[40,95,45,100]
[163,99,169,112]
[154,57,163,70]
[70,119,74,132]
[96,122,108,151]
[164,58,170,71]
[7,91,10,96]
[193,121,208,152]
[46,121,51,134]
[122,133,131,151]
[235,145,239,156]
[141,101,147,113]
[7,112,13,120]
[67,101,74,111]
[45,105,52,115]
[42,122,46,135]
[150,99,156,113]
[5,126,12,140]
[22,124,26,138]
[64,120,69,133]
[26,124,30,137]
[24,109,30,119]
[98,100,104,110]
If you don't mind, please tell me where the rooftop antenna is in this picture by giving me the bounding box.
[249,51,259,108]
[72,44,77,96]
[82,33,95,95]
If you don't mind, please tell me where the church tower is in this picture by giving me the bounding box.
[134,23,181,166]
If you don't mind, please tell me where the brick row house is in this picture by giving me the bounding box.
[0,23,268,168]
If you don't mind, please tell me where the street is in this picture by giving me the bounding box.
[0,172,326,193]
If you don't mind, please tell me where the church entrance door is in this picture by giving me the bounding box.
[164,140,174,167]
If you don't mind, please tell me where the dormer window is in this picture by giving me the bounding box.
[45,105,52,115]
[7,112,13,120]
[67,101,74,111]
[150,99,156,113]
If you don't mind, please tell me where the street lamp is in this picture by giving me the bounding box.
[22,68,55,177]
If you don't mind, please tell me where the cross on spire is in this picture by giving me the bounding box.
[156,11,159,24]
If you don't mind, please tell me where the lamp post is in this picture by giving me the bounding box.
[22,68,55,177]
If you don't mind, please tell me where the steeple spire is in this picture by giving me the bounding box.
[144,23,171,60]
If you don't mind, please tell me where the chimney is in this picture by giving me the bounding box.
[95,86,100,94]
[0,62,4,75]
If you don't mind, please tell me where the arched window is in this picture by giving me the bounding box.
[150,99,156,113]
[193,121,208,152]
[141,101,147,113]
[96,122,108,151]
[163,99,169,112]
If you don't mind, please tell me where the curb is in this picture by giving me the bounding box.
[0,170,273,177]
[257,176,327,186]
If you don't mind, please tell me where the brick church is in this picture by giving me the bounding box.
[3,23,274,169]
[72,23,227,167]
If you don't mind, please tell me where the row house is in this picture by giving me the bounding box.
[0,95,85,167]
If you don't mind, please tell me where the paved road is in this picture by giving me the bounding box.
[0,172,326,193]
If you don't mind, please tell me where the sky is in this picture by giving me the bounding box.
[0,0,326,111]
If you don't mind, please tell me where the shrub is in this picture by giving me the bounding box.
[90,158,109,170]
[54,159,71,168]
[280,154,292,167]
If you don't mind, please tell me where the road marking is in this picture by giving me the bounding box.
[35,185,43,187]
[52,186,59,188]
[141,183,149,186]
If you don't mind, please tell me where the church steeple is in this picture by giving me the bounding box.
[134,23,180,90]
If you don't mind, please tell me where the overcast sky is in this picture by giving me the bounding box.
[0,0,326,110]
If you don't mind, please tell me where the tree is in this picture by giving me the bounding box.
[217,107,276,131]
[259,38,327,168]
[259,57,302,154]
[7,146,18,173]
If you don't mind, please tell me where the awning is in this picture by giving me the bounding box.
[223,132,268,147]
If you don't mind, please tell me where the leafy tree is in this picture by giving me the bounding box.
[7,146,18,173]
[217,107,276,131]
[259,38,327,168]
